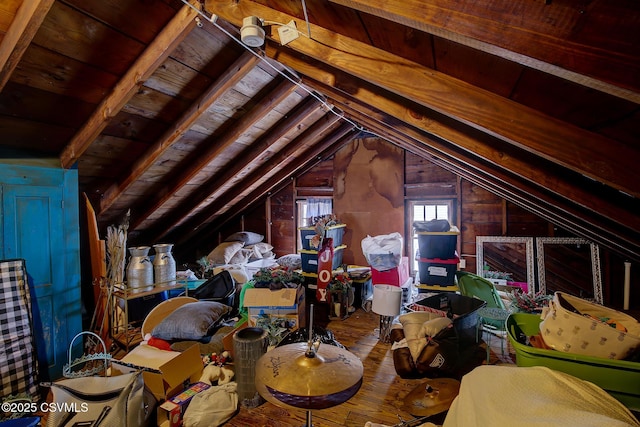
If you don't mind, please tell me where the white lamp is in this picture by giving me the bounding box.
[241,16,266,47]
[372,284,402,343]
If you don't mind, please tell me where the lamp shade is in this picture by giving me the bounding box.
[372,284,402,316]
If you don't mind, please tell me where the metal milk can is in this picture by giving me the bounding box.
[126,246,154,293]
[153,243,176,286]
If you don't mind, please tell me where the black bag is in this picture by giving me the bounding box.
[413,219,451,232]
[188,271,236,309]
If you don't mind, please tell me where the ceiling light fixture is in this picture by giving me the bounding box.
[240,16,265,47]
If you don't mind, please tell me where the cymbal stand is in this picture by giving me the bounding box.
[304,304,316,427]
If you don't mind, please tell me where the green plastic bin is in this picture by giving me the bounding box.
[507,312,640,411]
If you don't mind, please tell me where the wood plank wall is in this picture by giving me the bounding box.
[333,138,404,266]
[260,137,638,310]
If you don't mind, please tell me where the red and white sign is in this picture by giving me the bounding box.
[316,237,334,302]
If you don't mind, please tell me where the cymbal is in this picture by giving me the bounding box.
[255,342,364,410]
[400,378,460,417]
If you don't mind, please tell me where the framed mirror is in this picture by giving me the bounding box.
[536,237,602,304]
[476,236,535,294]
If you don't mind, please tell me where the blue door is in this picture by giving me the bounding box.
[0,163,82,380]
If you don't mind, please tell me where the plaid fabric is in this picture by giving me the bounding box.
[0,259,39,401]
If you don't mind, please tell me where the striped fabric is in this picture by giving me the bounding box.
[0,259,39,403]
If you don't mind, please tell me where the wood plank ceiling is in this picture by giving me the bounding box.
[0,0,638,261]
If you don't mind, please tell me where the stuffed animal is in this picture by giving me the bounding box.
[199,364,234,386]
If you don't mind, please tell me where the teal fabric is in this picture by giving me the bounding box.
[238,280,255,316]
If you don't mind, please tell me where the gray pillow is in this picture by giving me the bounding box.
[151,301,232,341]
[276,254,302,270]
[224,231,264,245]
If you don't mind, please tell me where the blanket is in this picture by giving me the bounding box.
[443,365,640,427]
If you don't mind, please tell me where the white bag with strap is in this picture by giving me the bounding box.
[540,292,640,360]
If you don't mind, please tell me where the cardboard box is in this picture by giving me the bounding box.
[221,318,248,358]
[243,285,306,330]
[159,382,211,427]
[115,344,203,402]
[371,256,409,287]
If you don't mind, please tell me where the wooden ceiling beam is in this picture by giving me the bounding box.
[212,1,640,199]
[330,0,640,102]
[177,124,358,254]
[267,44,640,234]
[127,77,298,231]
[0,0,55,91]
[145,95,324,241]
[350,108,640,261]
[98,51,260,216]
[168,114,350,247]
[59,1,200,169]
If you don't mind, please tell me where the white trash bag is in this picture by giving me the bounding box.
[361,232,403,271]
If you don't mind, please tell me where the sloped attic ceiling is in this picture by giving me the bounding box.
[0,0,638,260]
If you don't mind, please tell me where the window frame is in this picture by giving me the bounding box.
[296,197,333,250]
[407,199,456,274]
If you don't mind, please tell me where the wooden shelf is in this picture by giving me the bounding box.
[110,281,188,351]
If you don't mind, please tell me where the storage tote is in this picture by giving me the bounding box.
[406,293,485,346]
[508,312,640,411]
[299,245,346,273]
[298,223,346,250]
[417,256,459,286]
[540,292,640,360]
[416,226,459,259]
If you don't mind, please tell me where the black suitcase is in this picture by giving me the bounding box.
[188,270,237,309]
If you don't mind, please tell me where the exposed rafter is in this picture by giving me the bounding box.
[0,0,55,91]
[145,95,324,240]
[99,51,260,215]
[212,0,640,199]
[60,1,200,169]
[330,0,640,102]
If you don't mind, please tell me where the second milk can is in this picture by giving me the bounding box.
[153,243,176,286]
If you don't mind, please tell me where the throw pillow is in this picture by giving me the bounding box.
[276,254,302,270]
[245,242,274,260]
[224,231,264,245]
[151,301,232,341]
[207,241,244,265]
[228,248,252,265]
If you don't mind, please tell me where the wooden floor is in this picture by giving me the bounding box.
[222,307,512,427]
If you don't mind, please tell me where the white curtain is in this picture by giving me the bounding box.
[307,198,332,223]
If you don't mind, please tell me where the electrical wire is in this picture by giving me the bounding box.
[179,0,369,135]
[301,0,311,38]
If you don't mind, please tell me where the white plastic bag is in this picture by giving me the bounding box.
[361,232,403,271]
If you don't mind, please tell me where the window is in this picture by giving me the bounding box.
[296,198,333,249]
[409,200,454,272]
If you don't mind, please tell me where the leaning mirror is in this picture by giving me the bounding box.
[476,236,535,295]
[536,237,602,304]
